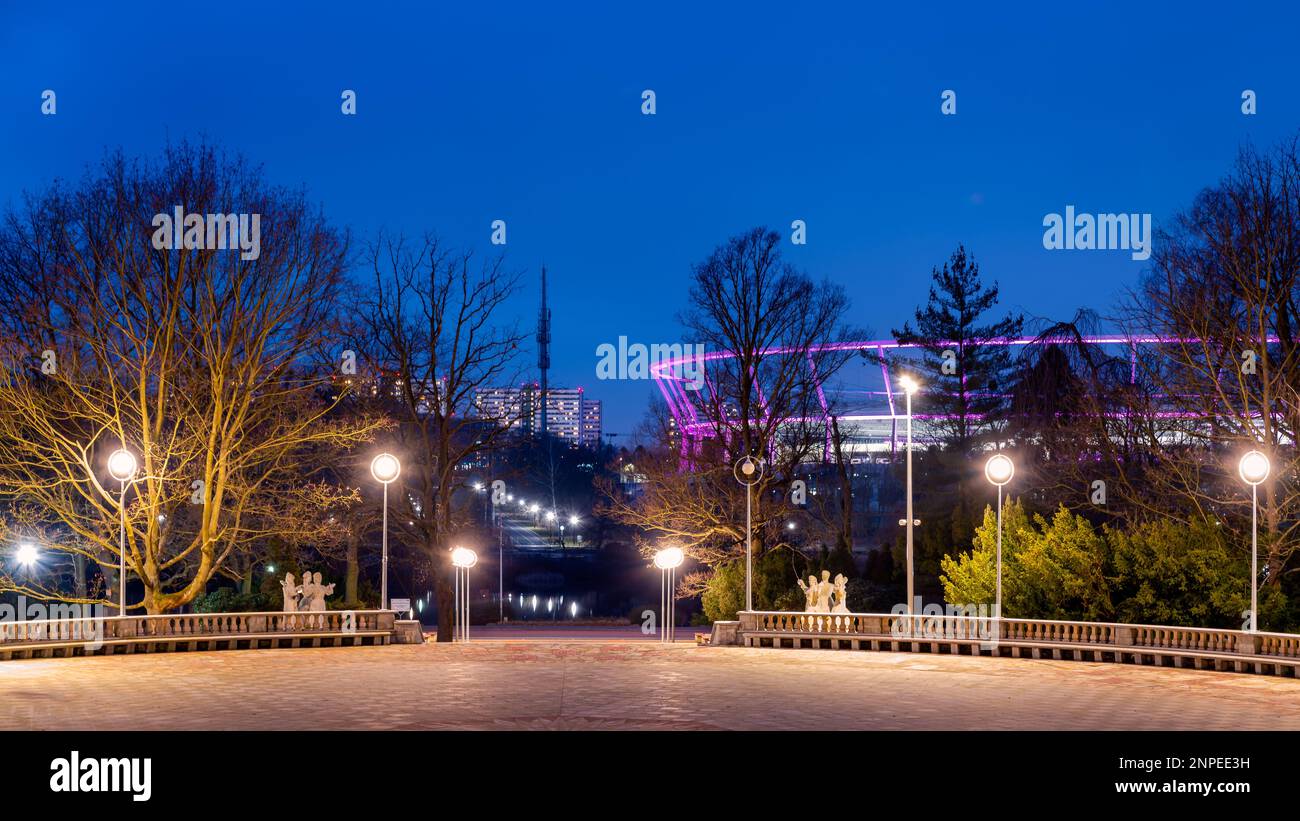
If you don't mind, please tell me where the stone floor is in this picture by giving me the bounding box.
[2,640,1299,730]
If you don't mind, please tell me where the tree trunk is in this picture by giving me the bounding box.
[435,574,454,642]
[346,535,359,606]
[73,553,87,599]
[831,416,854,553]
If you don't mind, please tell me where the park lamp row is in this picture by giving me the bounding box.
[974,447,1271,632]
[895,375,1272,630]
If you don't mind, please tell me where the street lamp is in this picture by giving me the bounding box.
[984,452,1014,622]
[107,448,138,616]
[370,453,401,611]
[15,543,38,568]
[451,546,478,642]
[654,546,685,643]
[733,455,765,612]
[1239,450,1270,632]
[898,375,920,615]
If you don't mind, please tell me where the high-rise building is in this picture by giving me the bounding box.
[473,385,540,433]
[473,384,602,448]
[580,397,602,449]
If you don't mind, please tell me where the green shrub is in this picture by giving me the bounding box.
[193,587,275,613]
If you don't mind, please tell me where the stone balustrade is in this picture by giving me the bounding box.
[0,610,399,661]
[732,610,1300,677]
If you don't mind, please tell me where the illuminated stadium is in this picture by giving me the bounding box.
[650,335,1237,460]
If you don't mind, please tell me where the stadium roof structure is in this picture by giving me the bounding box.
[649,334,1268,459]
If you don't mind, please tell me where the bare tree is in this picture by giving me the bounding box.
[1029,138,1300,609]
[0,143,382,612]
[1115,138,1300,589]
[603,228,858,607]
[349,233,527,640]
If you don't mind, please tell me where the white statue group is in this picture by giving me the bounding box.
[798,570,851,614]
[280,571,335,612]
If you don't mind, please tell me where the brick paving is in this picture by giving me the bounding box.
[2,641,1299,730]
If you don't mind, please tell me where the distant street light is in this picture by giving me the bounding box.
[1239,450,1270,632]
[733,455,765,612]
[107,448,138,616]
[15,543,38,568]
[899,375,919,616]
[654,546,685,643]
[984,453,1015,622]
[451,546,478,642]
[370,453,401,611]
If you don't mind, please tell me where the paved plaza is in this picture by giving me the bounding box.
[3,640,1300,730]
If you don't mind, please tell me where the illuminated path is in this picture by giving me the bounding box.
[2,642,1299,730]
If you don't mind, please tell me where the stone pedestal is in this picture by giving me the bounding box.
[709,620,740,646]
[393,620,426,644]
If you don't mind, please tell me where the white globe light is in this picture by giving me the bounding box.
[900,375,919,395]
[451,546,478,568]
[546,511,556,522]
[654,546,685,569]
[107,449,137,482]
[984,453,1014,486]
[568,515,579,527]
[1239,450,1270,486]
[15,543,38,566]
[370,453,401,484]
[741,460,755,476]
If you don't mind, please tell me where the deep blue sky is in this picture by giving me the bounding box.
[2,2,1296,434]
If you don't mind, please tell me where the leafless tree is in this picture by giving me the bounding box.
[0,142,383,612]
[603,228,858,600]
[348,233,528,640]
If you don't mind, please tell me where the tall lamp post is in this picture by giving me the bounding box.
[654,546,685,643]
[984,453,1015,622]
[899,375,919,615]
[107,448,138,617]
[451,546,478,642]
[1239,450,1270,633]
[370,453,401,611]
[733,455,765,612]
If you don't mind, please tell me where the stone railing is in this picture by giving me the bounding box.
[732,610,1300,676]
[0,610,399,660]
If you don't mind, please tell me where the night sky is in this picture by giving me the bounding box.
[2,2,1297,434]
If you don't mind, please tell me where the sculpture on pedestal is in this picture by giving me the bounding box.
[830,573,850,614]
[280,572,299,613]
[797,573,830,613]
[280,571,336,612]
[799,570,852,614]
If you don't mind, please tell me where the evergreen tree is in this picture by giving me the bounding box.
[893,246,1023,453]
